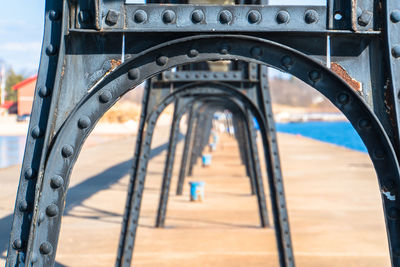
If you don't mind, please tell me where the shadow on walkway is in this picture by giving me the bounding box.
[0,136,179,262]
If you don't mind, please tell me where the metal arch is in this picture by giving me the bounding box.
[117,88,276,266]
[7,34,400,266]
[153,93,270,229]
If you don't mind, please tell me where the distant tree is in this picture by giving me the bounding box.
[5,69,24,102]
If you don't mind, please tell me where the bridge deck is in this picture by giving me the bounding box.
[0,128,390,266]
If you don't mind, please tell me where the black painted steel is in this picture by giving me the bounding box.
[6,1,400,267]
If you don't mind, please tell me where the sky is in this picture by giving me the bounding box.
[0,0,325,76]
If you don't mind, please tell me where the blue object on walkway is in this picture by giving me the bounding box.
[202,154,212,166]
[189,181,205,201]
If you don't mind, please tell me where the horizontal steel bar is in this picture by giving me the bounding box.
[161,71,247,81]
[76,5,335,32]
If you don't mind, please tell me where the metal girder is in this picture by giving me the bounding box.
[6,1,400,267]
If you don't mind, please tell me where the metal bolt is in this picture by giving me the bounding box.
[50,176,64,189]
[219,44,230,54]
[188,49,199,57]
[358,118,371,129]
[219,10,232,24]
[337,92,350,104]
[133,10,147,24]
[31,126,41,139]
[191,10,204,24]
[392,45,400,58]
[38,86,50,97]
[162,10,176,24]
[78,116,91,129]
[40,242,53,255]
[156,56,168,66]
[24,168,36,180]
[391,10,400,23]
[373,149,385,160]
[308,70,321,82]
[128,68,140,80]
[281,55,293,69]
[276,11,290,24]
[251,46,262,59]
[19,201,28,212]
[105,10,120,26]
[61,145,74,158]
[388,207,399,220]
[49,10,60,21]
[99,91,112,103]
[358,10,372,27]
[31,253,38,263]
[13,239,22,250]
[247,10,261,24]
[304,10,318,24]
[46,204,59,217]
[46,45,57,56]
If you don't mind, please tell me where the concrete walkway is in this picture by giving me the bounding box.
[0,130,391,266]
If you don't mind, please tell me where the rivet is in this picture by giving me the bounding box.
[13,239,22,250]
[31,253,38,263]
[40,242,52,255]
[391,10,400,23]
[38,86,50,97]
[281,55,293,69]
[133,10,147,24]
[188,49,199,57]
[31,126,42,139]
[156,55,168,66]
[337,92,350,105]
[46,45,57,56]
[219,44,230,55]
[358,118,371,130]
[251,46,262,59]
[219,10,232,24]
[191,10,204,24]
[392,46,400,58]
[358,10,372,27]
[247,10,261,24]
[304,10,318,24]
[49,10,60,21]
[105,10,120,26]
[308,70,321,82]
[99,91,112,103]
[276,10,290,24]
[162,10,176,24]
[373,149,385,160]
[388,207,399,220]
[61,145,74,158]
[46,204,59,217]
[24,168,36,180]
[19,201,28,212]
[128,68,140,80]
[50,175,64,189]
[78,116,91,129]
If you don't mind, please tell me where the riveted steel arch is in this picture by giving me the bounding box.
[7,34,400,266]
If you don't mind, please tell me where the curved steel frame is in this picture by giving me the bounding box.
[6,2,400,266]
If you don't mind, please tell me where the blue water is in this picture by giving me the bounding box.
[0,136,26,168]
[276,121,367,153]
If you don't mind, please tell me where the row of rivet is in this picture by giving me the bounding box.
[391,10,400,58]
[132,9,319,25]
[13,8,61,259]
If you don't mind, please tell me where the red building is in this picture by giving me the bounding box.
[12,75,37,116]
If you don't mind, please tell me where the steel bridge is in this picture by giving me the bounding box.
[4,0,400,266]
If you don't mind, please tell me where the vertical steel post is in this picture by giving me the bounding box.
[156,99,182,227]
[176,106,195,195]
